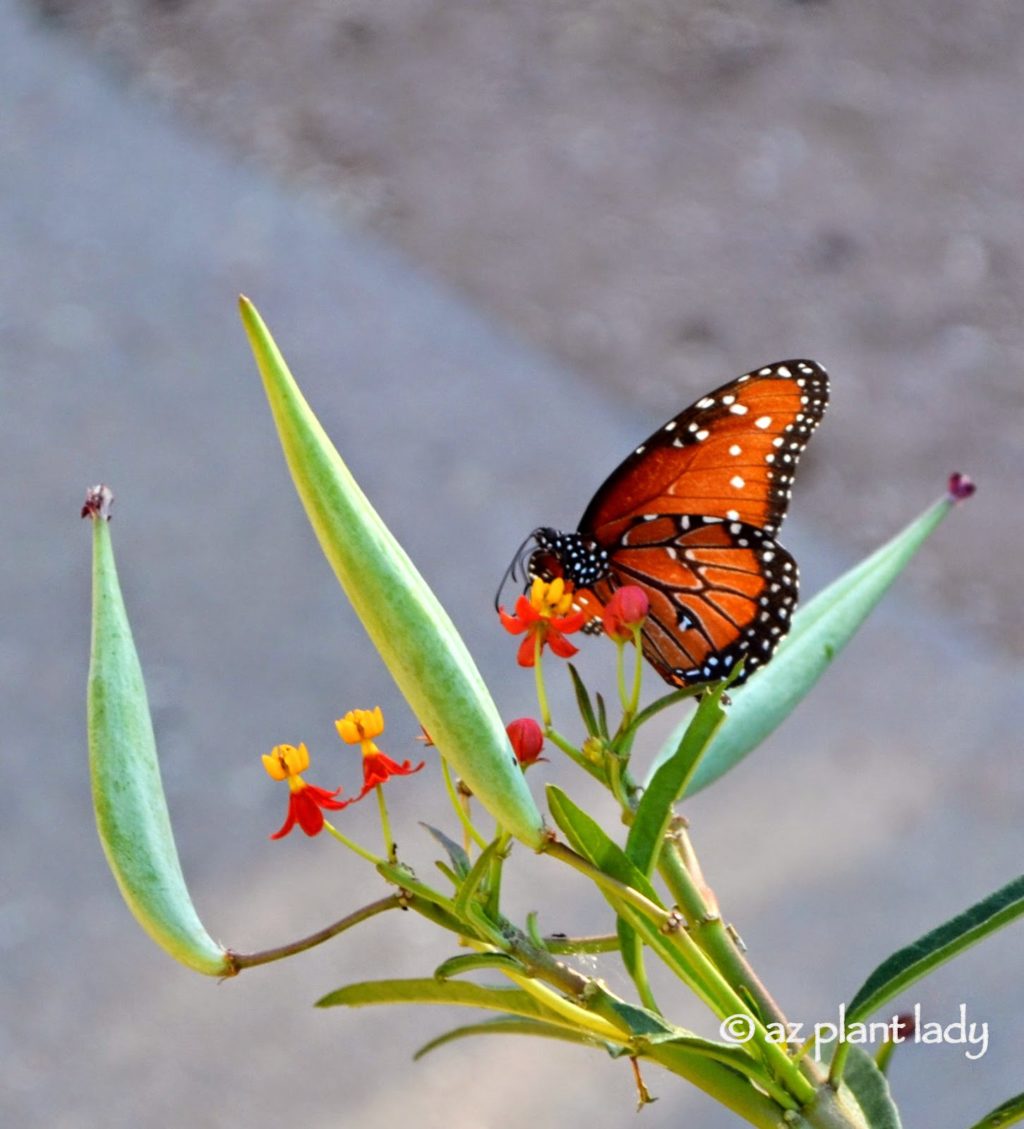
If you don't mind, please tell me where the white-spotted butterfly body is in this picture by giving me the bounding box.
[510,359,829,688]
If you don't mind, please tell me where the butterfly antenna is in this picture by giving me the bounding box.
[494,529,542,613]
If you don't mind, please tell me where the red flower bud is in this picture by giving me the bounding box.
[601,585,649,642]
[506,717,545,768]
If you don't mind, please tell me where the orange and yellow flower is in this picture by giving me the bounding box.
[498,577,588,666]
[336,707,424,796]
[262,742,350,839]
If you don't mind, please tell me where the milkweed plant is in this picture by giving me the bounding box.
[83,298,1020,1129]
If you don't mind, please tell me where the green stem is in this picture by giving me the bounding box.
[657,827,826,1091]
[322,819,383,865]
[828,1043,850,1090]
[543,837,816,1106]
[627,685,702,732]
[227,895,402,971]
[376,784,396,862]
[376,859,458,918]
[462,916,790,1128]
[440,755,489,851]
[643,1043,790,1128]
[541,932,621,954]
[628,631,644,715]
[533,635,551,727]
[615,639,629,714]
[659,840,790,1034]
[545,726,607,785]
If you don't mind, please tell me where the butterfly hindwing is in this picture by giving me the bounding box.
[592,514,798,686]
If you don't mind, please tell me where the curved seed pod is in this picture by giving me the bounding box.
[85,487,231,975]
[239,299,545,848]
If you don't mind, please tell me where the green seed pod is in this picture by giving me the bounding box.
[238,299,545,849]
[85,488,231,975]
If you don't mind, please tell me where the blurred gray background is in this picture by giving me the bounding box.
[3,0,1022,1126]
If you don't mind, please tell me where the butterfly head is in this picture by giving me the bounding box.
[527,528,609,589]
[494,527,609,614]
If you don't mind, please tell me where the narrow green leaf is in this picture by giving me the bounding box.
[680,491,966,794]
[84,492,229,976]
[420,822,471,879]
[316,976,556,1020]
[627,683,727,877]
[595,692,609,739]
[547,784,664,1002]
[434,953,527,981]
[239,298,544,848]
[846,873,1024,1023]
[414,1015,617,1060]
[545,786,663,907]
[433,860,461,887]
[966,1091,1024,1129]
[453,838,502,923]
[567,663,599,737]
[594,990,673,1038]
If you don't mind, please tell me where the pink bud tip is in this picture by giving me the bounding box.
[948,472,976,502]
[81,484,114,521]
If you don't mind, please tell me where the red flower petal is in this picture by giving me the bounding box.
[360,752,425,794]
[516,633,538,667]
[499,594,539,636]
[546,630,580,659]
[293,789,327,836]
[269,800,299,840]
[552,609,588,634]
[269,783,348,840]
[304,783,350,811]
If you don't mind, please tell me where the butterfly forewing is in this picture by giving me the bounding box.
[578,360,828,543]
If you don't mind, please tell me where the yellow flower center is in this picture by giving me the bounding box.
[261,742,310,782]
[336,707,385,756]
[529,576,575,619]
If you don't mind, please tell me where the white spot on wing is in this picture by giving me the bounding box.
[729,443,742,456]
[729,404,748,416]
[730,475,745,489]
[755,415,772,429]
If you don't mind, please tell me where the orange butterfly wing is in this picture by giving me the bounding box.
[576,360,828,686]
[579,360,828,545]
[589,515,797,685]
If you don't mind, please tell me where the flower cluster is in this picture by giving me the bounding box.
[262,706,422,839]
[262,707,545,838]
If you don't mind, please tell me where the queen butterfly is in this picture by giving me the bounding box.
[504,360,829,687]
